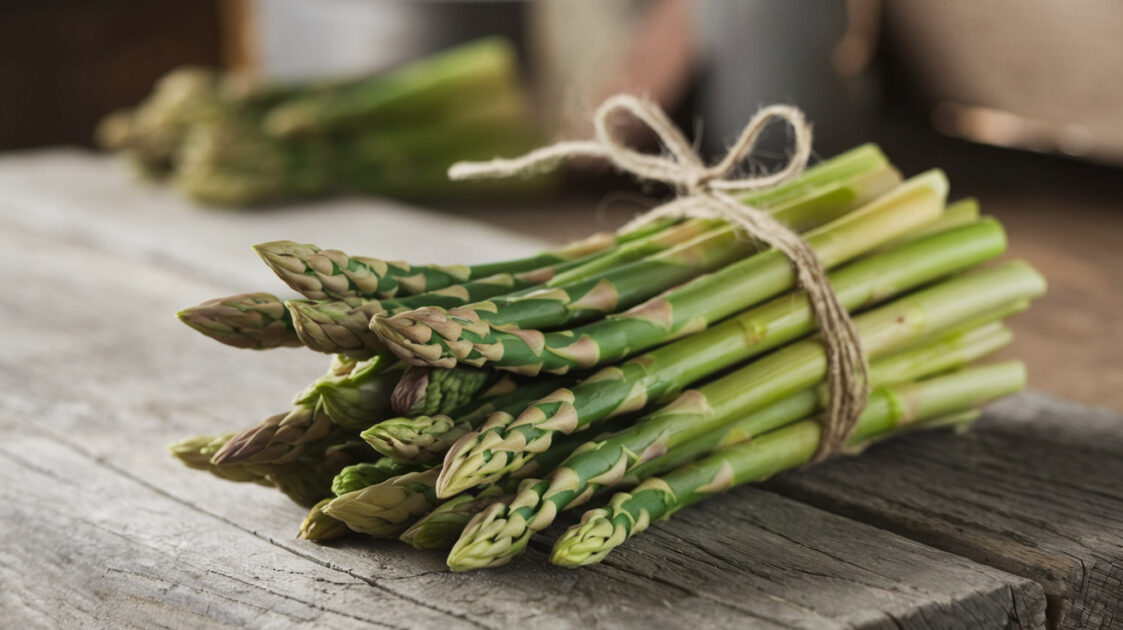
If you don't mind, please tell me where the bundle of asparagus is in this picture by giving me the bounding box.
[171,143,1045,572]
[98,38,551,206]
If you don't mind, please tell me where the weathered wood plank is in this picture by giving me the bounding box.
[0,198,1047,627]
[0,431,462,630]
[0,149,545,292]
[767,393,1123,629]
[585,485,1046,629]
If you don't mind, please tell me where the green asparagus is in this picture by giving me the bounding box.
[551,362,1025,566]
[435,195,995,498]
[445,261,1046,570]
[263,38,524,137]
[361,375,576,464]
[390,365,496,417]
[377,170,945,374]
[177,292,301,349]
[168,433,272,485]
[373,163,899,369]
[407,317,1012,551]
[299,498,350,542]
[331,459,425,496]
[324,469,442,536]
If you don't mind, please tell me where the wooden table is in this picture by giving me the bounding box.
[1,150,1121,629]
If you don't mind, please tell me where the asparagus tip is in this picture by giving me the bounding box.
[550,507,623,567]
[299,498,350,542]
[446,502,527,572]
[370,313,459,369]
[391,366,431,415]
[321,482,431,538]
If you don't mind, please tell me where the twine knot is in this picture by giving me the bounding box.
[449,94,868,460]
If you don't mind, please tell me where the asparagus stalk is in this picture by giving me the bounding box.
[336,412,636,540]
[619,319,1014,486]
[297,355,407,429]
[445,261,1046,570]
[373,164,900,369]
[211,356,403,466]
[168,433,272,485]
[406,318,1012,550]
[209,404,334,466]
[400,487,514,550]
[323,469,442,536]
[434,215,1004,498]
[390,365,496,416]
[378,170,946,375]
[299,498,350,542]
[255,216,696,305]
[551,362,1026,566]
[98,67,225,176]
[177,292,301,349]
[272,143,891,332]
[280,219,711,354]
[274,144,894,353]
[331,459,425,496]
[263,38,524,137]
[361,375,576,464]
[877,197,979,252]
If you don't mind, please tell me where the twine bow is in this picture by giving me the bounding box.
[449,94,868,460]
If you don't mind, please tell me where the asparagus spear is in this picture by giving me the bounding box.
[406,318,1013,550]
[361,375,575,464]
[551,362,1026,566]
[618,319,1015,486]
[281,219,711,354]
[168,433,272,485]
[377,170,945,374]
[390,365,496,416]
[177,292,301,349]
[323,469,442,536]
[255,221,686,304]
[445,261,1046,570]
[212,356,399,465]
[876,197,979,252]
[331,459,425,496]
[373,164,900,369]
[98,67,225,177]
[263,38,524,137]
[334,413,637,539]
[209,404,333,466]
[434,193,992,498]
[176,111,337,206]
[400,487,514,550]
[276,144,894,353]
[299,498,350,542]
[268,143,890,304]
[297,356,406,428]
[219,437,373,508]
[282,219,743,356]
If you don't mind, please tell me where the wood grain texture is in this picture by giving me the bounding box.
[767,393,1123,630]
[0,174,1049,628]
[0,149,545,293]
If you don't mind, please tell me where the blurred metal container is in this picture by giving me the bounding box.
[246,0,526,80]
[887,0,1123,165]
[690,0,881,160]
[235,0,695,137]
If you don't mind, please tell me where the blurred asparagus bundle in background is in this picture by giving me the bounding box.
[170,144,1045,571]
[97,38,552,206]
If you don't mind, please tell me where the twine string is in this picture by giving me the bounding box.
[448,94,868,460]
